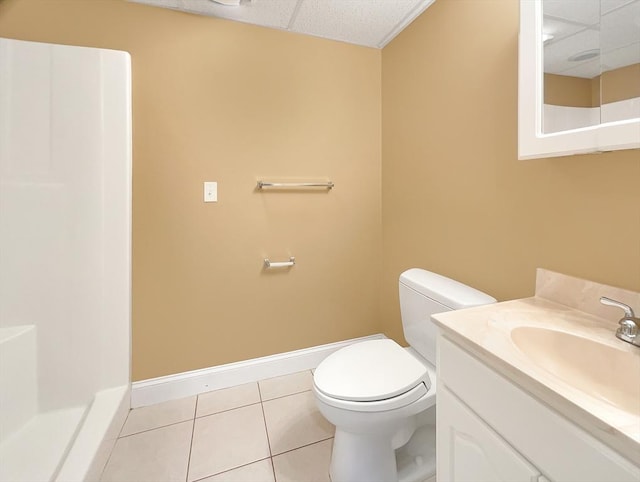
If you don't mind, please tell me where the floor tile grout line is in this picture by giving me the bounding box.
[261,387,313,403]
[189,456,273,482]
[126,386,312,421]
[258,370,314,402]
[184,397,199,482]
[117,409,132,438]
[195,400,262,419]
[101,371,328,482]
[190,436,334,482]
[97,432,121,481]
[98,407,134,480]
[124,387,313,436]
[271,436,334,459]
[257,383,277,482]
[257,385,274,458]
[117,417,195,439]
[270,455,278,482]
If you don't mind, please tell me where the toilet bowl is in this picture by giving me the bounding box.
[312,268,496,482]
[314,339,437,482]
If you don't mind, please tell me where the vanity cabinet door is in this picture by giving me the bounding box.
[437,336,640,481]
[438,385,543,482]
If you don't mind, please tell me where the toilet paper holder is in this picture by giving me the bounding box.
[264,257,296,269]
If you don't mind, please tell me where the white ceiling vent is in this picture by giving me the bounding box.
[128,0,437,49]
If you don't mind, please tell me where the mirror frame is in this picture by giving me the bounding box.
[518,0,640,160]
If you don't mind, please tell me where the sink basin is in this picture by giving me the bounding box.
[510,326,640,414]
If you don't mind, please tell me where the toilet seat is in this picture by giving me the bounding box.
[314,379,432,412]
[313,339,431,411]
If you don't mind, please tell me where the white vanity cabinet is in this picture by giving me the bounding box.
[436,335,640,482]
[438,386,544,482]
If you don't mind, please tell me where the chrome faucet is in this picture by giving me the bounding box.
[600,297,640,347]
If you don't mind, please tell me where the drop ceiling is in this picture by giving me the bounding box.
[128,0,436,49]
[543,0,640,78]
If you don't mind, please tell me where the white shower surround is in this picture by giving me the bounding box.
[0,38,131,481]
[543,96,640,134]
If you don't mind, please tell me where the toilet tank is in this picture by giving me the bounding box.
[399,268,496,365]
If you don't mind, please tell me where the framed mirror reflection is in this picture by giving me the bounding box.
[518,0,640,159]
[543,0,640,134]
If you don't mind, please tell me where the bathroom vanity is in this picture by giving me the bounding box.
[432,270,640,482]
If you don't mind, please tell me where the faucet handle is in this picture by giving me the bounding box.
[601,297,640,347]
[618,319,638,338]
[600,296,636,318]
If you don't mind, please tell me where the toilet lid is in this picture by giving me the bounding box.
[313,339,429,402]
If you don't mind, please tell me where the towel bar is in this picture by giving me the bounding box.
[257,181,334,190]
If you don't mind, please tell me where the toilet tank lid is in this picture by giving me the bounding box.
[400,268,496,310]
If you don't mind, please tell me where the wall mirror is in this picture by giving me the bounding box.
[518,0,640,160]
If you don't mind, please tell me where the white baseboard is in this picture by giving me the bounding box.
[131,334,386,408]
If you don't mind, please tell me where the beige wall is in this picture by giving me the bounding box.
[545,64,640,107]
[602,63,640,104]
[381,0,640,343]
[544,73,594,107]
[2,0,639,378]
[0,0,382,380]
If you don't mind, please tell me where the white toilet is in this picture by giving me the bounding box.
[313,268,496,482]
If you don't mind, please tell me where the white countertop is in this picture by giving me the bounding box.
[432,296,640,466]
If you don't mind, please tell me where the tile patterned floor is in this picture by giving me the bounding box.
[100,370,334,482]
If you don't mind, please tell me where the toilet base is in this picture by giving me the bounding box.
[330,429,398,482]
[396,424,436,482]
[329,423,436,482]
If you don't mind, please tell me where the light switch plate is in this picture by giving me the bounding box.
[204,181,217,202]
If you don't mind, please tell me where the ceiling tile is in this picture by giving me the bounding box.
[601,0,640,52]
[601,0,638,15]
[543,17,587,41]
[554,57,601,78]
[543,0,600,26]
[601,43,640,72]
[179,0,299,29]
[544,28,600,77]
[290,0,430,48]
[129,0,436,49]
[544,0,639,77]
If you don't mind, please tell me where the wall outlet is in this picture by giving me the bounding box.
[204,181,217,202]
